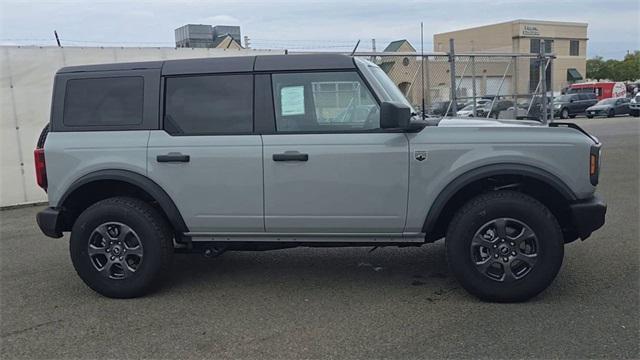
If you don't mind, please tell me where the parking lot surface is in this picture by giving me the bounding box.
[1,116,638,359]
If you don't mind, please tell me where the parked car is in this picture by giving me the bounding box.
[629,94,640,117]
[586,97,631,118]
[553,93,598,119]
[429,100,466,116]
[456,100,492,117]
[35,54,606,302]
[475,100,515,118]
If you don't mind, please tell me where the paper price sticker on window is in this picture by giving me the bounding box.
[280,86,305,116]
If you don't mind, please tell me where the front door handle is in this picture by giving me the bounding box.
[157,152,190,163]
[273,152,309,162]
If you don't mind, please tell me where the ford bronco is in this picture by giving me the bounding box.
[35,54,606,301]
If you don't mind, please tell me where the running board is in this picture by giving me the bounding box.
[183,232,426,243]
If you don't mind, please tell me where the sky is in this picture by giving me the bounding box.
[0,0,638,59]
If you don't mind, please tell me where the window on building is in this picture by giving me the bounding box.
[570,40,579,56]
[272,72,379,132]
[529,39,553,93]
[63,77,143,126]
[164,74,253,135]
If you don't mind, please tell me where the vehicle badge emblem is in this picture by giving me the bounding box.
[415,151,428,162]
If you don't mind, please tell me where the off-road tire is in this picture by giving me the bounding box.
[70,197,173,298]
[445,190,564,302]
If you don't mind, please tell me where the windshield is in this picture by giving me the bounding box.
[369,66,414,110]
[596,98,616,105]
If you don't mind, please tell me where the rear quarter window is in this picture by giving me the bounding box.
[63,77,144,126]
[163,74,253,135]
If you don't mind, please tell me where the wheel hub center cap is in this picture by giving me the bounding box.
[112,245,122,255]
[499,245,510,255]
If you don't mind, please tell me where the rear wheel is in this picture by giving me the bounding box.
[631,109,639,117]
[445,191,564,302]
[586,115,594,119]
[70,197,173,298]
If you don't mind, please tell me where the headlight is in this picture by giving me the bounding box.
[554,103,562,108]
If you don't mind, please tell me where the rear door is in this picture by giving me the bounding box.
[260,71,410,234]
[147,73,264,233]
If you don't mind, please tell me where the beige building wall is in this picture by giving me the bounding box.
[435,20,588,93]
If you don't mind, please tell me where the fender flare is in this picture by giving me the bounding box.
[422,163,577,234]
[58,169,189,234]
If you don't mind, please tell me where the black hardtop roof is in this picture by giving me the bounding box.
[57,54,356,75]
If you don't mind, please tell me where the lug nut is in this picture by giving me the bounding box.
[110,256,115,260]
[494,254,499,258]
[510,242,515,246]
[493,244,498,248]
[106,248,110,252]
[119,256,123,260]
[512,251,517,256]
[503,257,508,262]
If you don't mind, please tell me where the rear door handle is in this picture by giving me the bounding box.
[273,152,309,162]
[157,152,190,163]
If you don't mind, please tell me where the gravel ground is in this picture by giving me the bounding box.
[1,116,638,359]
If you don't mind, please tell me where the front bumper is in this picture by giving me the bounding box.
[36,207,64,238]
[569,195,607,240]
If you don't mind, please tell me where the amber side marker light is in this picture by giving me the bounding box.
[590,153,598,176]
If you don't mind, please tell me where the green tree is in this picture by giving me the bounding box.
[587,51,640,81]
[587,56,607,80]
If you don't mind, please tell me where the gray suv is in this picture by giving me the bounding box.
[35,54,606,302]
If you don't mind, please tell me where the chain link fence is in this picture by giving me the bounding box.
[352,46,554,122]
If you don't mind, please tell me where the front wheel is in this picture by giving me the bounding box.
[70,197,174,298]
[560,108,569,119]
[607,109,615,118]
[445,191,564,302]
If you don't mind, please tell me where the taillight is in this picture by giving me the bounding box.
[34,148,47,191]
[589,145,601,186]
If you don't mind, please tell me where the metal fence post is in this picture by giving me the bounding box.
[471,55,477,117]
[539,40,548,124]
[449,38,458,114]
[425,55,431,110]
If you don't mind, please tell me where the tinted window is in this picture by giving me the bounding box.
[164,74,252,135]
[570,40,579,56]
[63,77,143,126]
[272,72,379,133]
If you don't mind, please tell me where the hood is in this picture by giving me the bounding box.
[587,105,612,110]
[438,117,544,128]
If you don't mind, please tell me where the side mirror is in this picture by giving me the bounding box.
[569,98,575,103]
[380,101,411,129]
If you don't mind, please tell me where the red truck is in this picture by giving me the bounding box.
[567,82,627,100]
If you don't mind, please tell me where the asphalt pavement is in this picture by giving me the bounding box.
[1,116,638,359]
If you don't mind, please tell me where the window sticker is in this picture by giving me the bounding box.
[280,86,305,116]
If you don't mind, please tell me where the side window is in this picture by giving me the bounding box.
[63,77,143,126]
[164,74,252,135]
[272,72,379,132]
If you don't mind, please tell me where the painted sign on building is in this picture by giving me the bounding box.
[521,25,541,36]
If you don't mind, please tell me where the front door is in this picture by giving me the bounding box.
[262,71,410,234]
[147,73,264,233]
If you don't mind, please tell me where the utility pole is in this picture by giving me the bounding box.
[243,35,251,49]
[54,30,61,47]
[371,38,376,53]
